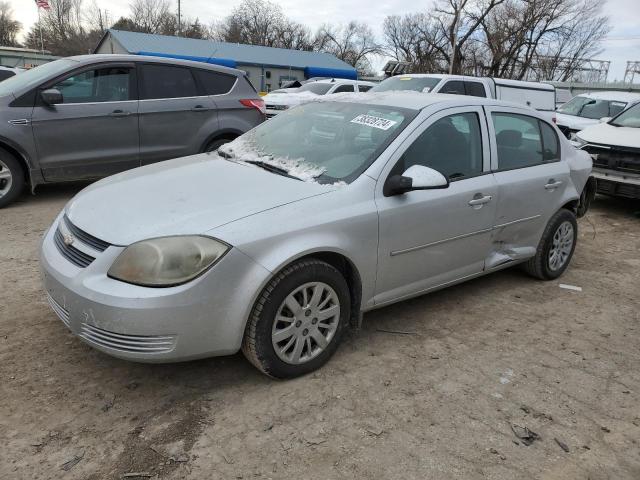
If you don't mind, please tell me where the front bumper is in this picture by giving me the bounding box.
[592,168,640,199]
[40,215,271,362]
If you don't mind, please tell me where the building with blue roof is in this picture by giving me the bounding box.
[94,29,358,92]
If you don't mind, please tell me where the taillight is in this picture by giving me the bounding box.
[240,99,266,115]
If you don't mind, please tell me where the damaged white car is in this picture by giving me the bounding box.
[41,93,592,378]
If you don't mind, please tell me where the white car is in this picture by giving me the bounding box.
[575,101,640,199]
[556,91,640,139]
[0,66,24,82]
[264,79,375,117]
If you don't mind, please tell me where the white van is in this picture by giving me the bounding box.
[371,74,556,121]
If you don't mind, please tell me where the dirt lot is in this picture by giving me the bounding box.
[1,184,639,480]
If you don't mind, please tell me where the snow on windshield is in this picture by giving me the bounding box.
[218,137,327,183]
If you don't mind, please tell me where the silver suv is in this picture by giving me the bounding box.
[0,54,265,207]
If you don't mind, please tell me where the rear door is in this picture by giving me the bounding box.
[486,106,569,256]
[138,63,217,165]
[32,63,139,181]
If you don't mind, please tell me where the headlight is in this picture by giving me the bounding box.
[108,236,229,287]
[569,135,587,148]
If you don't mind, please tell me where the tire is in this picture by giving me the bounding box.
[242,258,351,379]
[0,149,25,209]
[204,138,232,153]
[523,208,578,280]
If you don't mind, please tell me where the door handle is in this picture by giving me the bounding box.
[544,179,563,190]
[468,194,492,207]
[191,105,210,112]
[109,110,131,117]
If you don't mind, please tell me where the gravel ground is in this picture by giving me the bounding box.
[1,184,639,480]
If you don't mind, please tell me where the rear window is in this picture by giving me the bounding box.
[194,69,236,95]
[0,70,15,81]
[140,64,198,100]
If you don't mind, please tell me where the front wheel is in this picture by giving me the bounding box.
[0,151,25,209]
[523,209,578,280]
[242,259,350,378]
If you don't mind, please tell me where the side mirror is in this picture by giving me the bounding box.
[41,88,63,106]
[385,165,449,196]
[599,117,611,123]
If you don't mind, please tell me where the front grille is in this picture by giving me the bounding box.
[265,104,287,111]
[585,144,640,174]
[63,215,110,252]
[46,292,71,329]
[54,228,95,268]
[79,323,176,354]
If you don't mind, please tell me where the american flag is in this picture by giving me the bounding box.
[35,0,51,9]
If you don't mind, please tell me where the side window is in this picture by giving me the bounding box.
[0,70,15,81]
[397,112,483,180]
[52,67,131,104]
[333,84,355,93]
[492,113,545,170]
[540,121,560,162]
[358,85,373,92]
[194,69,236,95]
[439,80,465,95]
[465,81,486,98]
[609,101,626,117]
[140,64,197,100]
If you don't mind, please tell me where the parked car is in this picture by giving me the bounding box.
[263,78,376,117]
[41,94,591,378]
[555,91,640,139]
[371,74,556,122]
[574,101,640,199]
[0,66,24,82]
[0,54,265,208]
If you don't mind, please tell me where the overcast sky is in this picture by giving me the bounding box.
[10,0,640,81]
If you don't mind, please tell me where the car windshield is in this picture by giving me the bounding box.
[219,101,414,184]
[610,102,640,128]
[558,96,626,119]
[0,59,77,98]
[298,83,333,95]
[371,76,441,93]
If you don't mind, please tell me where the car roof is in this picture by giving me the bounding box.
[576,91,640,102]
[326,90,537,112]
[67,54,244,76]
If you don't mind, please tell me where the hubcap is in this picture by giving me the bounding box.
[0,160,12,198]
[271,281,340,365]
[548,221,574,271]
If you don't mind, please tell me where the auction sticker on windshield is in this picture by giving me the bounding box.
[351,114,398,130]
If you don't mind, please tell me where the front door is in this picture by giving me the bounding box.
[374,106,497,306]
[32,64,139,181]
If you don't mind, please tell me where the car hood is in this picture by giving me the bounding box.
[65,154,333,246]
[555,112,598,131]
[576,122,640,149]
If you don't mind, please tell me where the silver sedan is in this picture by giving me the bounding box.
[40,93,592,378]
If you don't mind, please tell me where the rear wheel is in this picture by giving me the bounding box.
[0,150,25,208]
[242,259,350,378]
[524,209,577,280]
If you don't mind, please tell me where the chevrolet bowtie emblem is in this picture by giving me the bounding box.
[63,233,74,246]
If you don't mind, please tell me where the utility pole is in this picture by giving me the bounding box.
[177,0,181,36]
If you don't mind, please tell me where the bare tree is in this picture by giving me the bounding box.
[0,2,21,47]
[129,0,174,34]
[315,22,381,74]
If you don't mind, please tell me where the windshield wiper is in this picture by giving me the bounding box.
[245,160,303,181]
